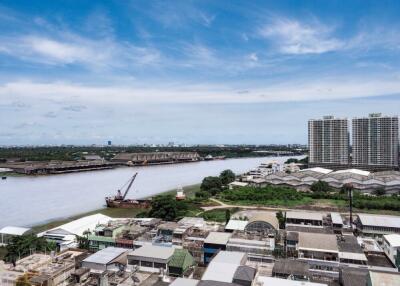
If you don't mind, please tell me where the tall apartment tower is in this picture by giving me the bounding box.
[352,113,399,169]
[308,116,349,167]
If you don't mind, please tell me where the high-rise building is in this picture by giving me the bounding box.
[352,113,399,169]
[308,116,349,167]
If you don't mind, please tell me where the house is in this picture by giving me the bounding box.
[81,247,128,272]
[127,244,175,273]
[225,220,248,232]
[203,232,232,264]
[168,249,195,277]
[38,213,111,250]
[382,234,400,268]
[272,259,310,281]
[355,214,400,238]
[286,211,324,227]
[201,251,248,284]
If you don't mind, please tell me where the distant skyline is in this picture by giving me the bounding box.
[1,1,400,145]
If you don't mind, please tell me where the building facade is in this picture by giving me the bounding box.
[352,113,399,170]
[308,116,349,168]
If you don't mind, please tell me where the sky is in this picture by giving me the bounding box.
[0,0,400,145]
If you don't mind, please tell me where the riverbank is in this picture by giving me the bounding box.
[31,183,202,233]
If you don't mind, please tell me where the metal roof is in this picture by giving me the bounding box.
[202,251,245,283]
[225,220,248,231]
[170,278,199,286]
[384,234,400,247]
[82,247,127,265]
[300,167,332,174]
[39,213,111,237]
[204,232,232,245]
[331,169,370,176]
[129,244,175,260]
[286,211,323,221]
[331,213,344,225]
[233,265,256,282]
[0,226,30,236]
[358,214,400,228]
[257,276,327,286]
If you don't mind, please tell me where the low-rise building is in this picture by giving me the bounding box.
[367,271,400,286]
[128,244,176,273]
[203,232,232,264]
[382,234,400,268]
[272,259,310,281]
[355,214,400,238]
[81,247,128,272]
[256,276,327,286]
[286,211,324,228]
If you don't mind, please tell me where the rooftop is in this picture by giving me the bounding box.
[82,247,127,265]
[358,214,400,228]
[0,226,31,236]
[286,211,323,221]
[273,259,309,276]
[298,232,338,252]
[129,244,175,260]
[368,271,400,286]
[202,251,245,283]
[204,232,232,245]
[257,276,327,286]
[225,220,248,231]
[383,234,400,247]
[170,278,199,286]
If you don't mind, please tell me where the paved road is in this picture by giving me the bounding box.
[202,198,353,215]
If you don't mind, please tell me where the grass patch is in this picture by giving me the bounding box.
[199,207,240,222]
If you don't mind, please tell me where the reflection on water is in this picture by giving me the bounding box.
[0,156,303,227]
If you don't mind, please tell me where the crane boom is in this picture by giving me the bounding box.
[122,172,138,200]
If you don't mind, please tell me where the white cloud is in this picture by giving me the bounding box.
[259,18,344,54]
[0,33,161,69]
[1,76,400,105]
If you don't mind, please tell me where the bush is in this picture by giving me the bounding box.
[201,176,222,194]
[310,181,332,193]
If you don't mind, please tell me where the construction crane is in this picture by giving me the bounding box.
[105,172,149,208]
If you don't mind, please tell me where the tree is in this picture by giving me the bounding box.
[200,176,222,194]
[149,195,179,221]
[225,209,231,224]
[285,158,299,164]
[5,234,56,263]
[276,211,285,229]
[310,180,331,193]
[373,188,386,196]
[219,169,235,185]
[195,191,210,200]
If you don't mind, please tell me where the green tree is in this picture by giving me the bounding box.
[195,191,210,200]
[219,169,235,185]
[5,234,56,263]
[310,180,331,193]
[200,176,222,194]
[225,209,231,224]
[276,210,285,229]
[149,195,178,221]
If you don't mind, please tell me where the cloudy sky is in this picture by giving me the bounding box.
[0,0,400,145]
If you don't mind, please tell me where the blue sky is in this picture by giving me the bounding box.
[0,0,400,145]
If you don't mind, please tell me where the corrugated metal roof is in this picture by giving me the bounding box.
[129,244,175,260]
[286,211,323,221]
[358,214,400,228]
[204,232,232,245]
[0,226,30,236]
[225,220,248,231]
[202,251,245,283]
[257,276,327,286]
[331,212,344,225]
[170,278,199,286]
[82,247,127,265]
[384,234,400,247]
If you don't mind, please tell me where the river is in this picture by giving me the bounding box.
[0,156,304,228]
